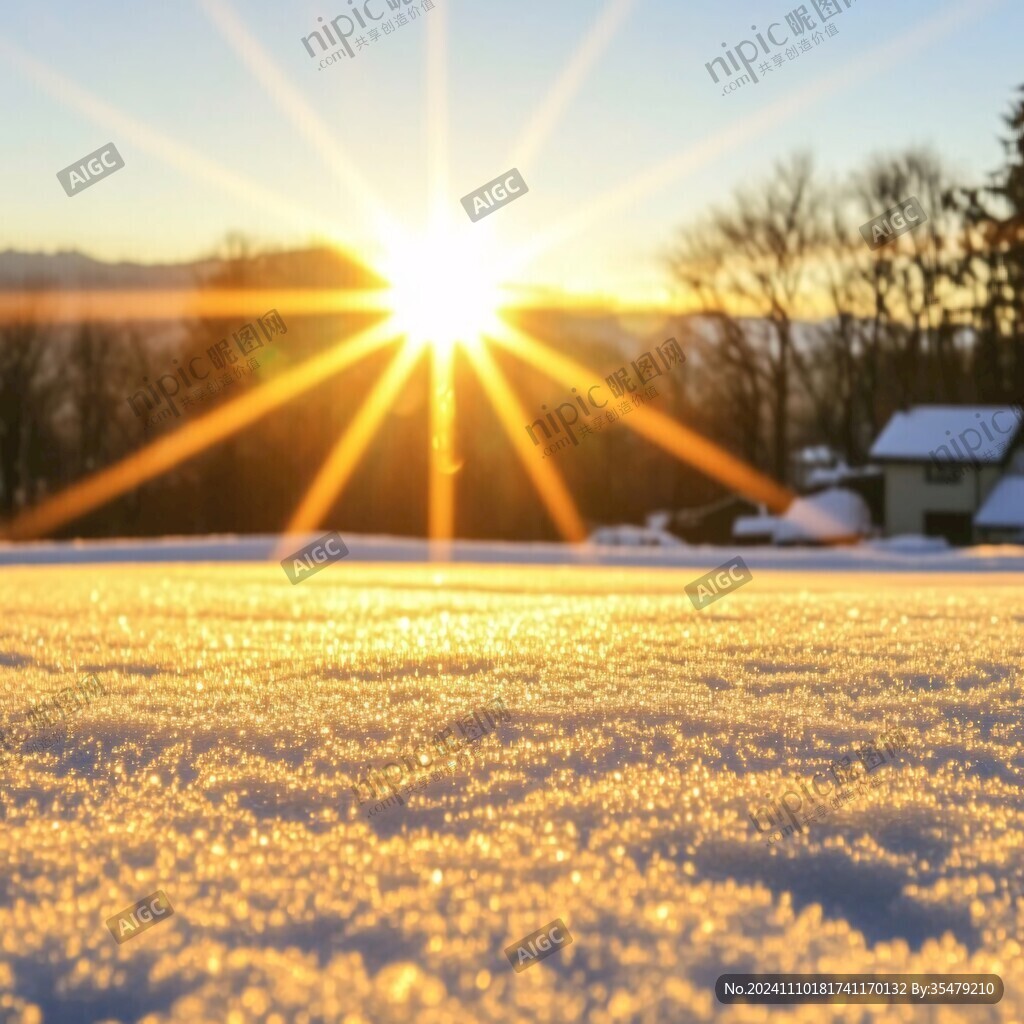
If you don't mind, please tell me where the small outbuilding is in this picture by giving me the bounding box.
[974,450,1024,542]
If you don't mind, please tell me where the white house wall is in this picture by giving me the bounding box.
[883,464,1004,537]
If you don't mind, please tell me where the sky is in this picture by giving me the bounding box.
[0,0,1021,307]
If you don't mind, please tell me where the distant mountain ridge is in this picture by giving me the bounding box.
[0,249,220,290]
[0,247,692,368]
[0,246,381,291]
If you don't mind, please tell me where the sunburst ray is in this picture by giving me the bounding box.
[462,338,588,543]
[199,0,405,247]
[503,0,1000,277]
[511,0,639,169]
[0,35,343,244]
[278,339,427,553]
[488,319,794,512]
[425,0,451,232]
[428,343,458,556]
[0,318,401,540]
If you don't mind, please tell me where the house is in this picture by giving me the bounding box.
[869,405,1024,544]
[975,450,1024,542]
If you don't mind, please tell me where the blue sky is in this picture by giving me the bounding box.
[0,0,1020,303]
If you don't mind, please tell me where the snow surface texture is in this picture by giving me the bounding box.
[3,532,1024,572]
[0,561,1022,1023]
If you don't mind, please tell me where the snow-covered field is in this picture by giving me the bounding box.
[1,549,1022,1022]
[3,532,1024,572]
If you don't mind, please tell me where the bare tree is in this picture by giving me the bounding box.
[850,148,965,406]
[670,153,827,481]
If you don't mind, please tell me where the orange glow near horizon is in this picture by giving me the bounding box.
[487,320,794,513]
[0,288,391,325]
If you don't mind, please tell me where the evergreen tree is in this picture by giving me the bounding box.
[960,85,1024,400]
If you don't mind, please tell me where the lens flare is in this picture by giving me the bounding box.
[383,226,503,352]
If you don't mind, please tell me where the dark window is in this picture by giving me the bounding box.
[925,463,965,484]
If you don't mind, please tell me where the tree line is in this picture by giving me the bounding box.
[669,86,1024,483]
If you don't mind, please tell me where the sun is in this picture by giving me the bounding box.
[383,225,504,352]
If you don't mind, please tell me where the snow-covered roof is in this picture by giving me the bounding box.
[870,405,1022,463]
[975,476,1024,529]
[804,463,882,489]
[774,488,873,544]
[731,488,873,543]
